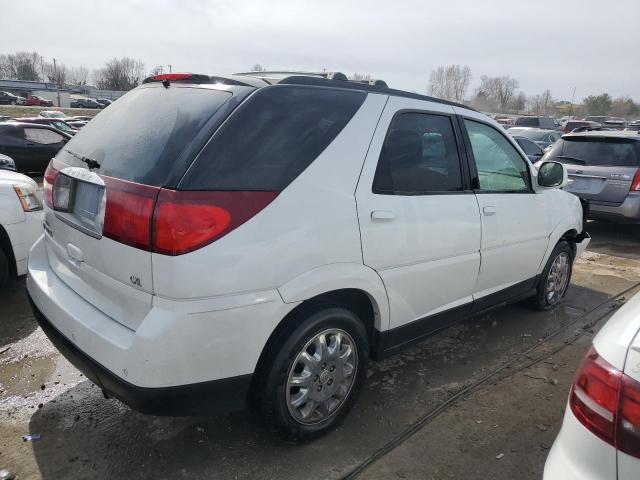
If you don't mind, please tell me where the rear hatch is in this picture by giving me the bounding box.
[548,136,640,204]
[42,82,236,330]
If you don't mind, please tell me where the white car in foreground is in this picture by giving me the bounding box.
[545,291,640,479]
[0,154,43,287]
[27,71,588,440]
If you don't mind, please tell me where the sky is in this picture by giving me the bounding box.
[1,0,639,101]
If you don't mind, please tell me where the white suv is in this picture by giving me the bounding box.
[27,72,589,440]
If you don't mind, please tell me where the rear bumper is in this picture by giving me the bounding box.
[26,235,294,415]
[587,193,640,223]
[29,295,252,416]
[544,407,616,479]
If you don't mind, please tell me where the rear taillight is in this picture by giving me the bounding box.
[102,177,159,251]
[100,177,278,255]
[631,168,640,192]
[570,346,640,458]
[153,190,278,255]
[43,159,62,208]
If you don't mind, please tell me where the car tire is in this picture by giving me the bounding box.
[0,248,9,289]
[257,306,369,442]
[534,240,573,310]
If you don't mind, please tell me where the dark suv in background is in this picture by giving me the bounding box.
[543,131,640,223]
[515,116,557,129]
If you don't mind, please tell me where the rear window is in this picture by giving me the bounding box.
[56,85,232,186]
[549,137,640,167]
[180,85,366,191]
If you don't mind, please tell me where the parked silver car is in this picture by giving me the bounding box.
[543,131,640,222]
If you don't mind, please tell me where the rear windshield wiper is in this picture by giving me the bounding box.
[65,149,101,170]
[555,155,587,165]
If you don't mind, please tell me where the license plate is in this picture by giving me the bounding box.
[54,167,105,238]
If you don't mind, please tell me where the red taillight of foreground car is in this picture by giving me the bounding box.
[152,190,278,255]
[43,159,62,208]
[100,176,278,255]
[102,177,159,251]
[570,346,640,458]
[631,168,640,192]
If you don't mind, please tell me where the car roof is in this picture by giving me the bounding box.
[563,130,640,140]
[142,71,478,112]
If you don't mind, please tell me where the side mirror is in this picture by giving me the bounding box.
[537,161,568,188]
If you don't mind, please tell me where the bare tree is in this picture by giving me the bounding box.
[475,75,519,110]
[428,65,472,102]
[251,63,266,72]
[0,51,41,81]
[93,57,145,91]
[45,61,67,87]
[529,89,555,115]
[510,91,527,113]
[68,66,89,86]
[350,72,372,82]
[609,96,639,118]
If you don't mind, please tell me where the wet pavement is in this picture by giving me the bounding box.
[0,221,639,480]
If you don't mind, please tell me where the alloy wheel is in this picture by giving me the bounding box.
[285,328,358,425]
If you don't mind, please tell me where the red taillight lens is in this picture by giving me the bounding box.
[152,190,278,255]
[570,347,622,444]
[43,159,62,208]
[631,168,640,192]
[570,346,640,458]
[102,177,159,251]
[99,178,278,255]
[617,374,640,457]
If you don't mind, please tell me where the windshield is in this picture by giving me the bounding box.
[550,137,640,167]
[56,85,232,186]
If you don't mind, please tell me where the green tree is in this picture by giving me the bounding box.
[583,93,613,116]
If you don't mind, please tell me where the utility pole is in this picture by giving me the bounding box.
[40,56,45,82]
[568,86,576,119]
[53,58,61,107]
[168,64,172,73]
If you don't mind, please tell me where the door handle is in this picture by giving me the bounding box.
[482,206,497,216]
[371,210,395,221]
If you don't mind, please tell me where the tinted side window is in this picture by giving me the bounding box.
[464,120,530,192]
[181,86,366,190]
[372,112,463,194]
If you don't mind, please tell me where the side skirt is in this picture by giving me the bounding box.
[371,276,539,360]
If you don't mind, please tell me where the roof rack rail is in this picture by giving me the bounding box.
[235,70,388,87]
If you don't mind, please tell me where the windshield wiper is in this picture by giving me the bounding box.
[555,155,587,165]
[65,149,101,170]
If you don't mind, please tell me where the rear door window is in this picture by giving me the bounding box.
[372,112,463,194]
[180,85,366,191]
[551,138,640,167]
[25,128,64,145]
[56,85,233,186]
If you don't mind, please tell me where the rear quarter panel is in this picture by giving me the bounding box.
[152,93,389,300]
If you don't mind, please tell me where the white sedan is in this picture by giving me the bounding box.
[0,154,43,287]
[544,291,640,479]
